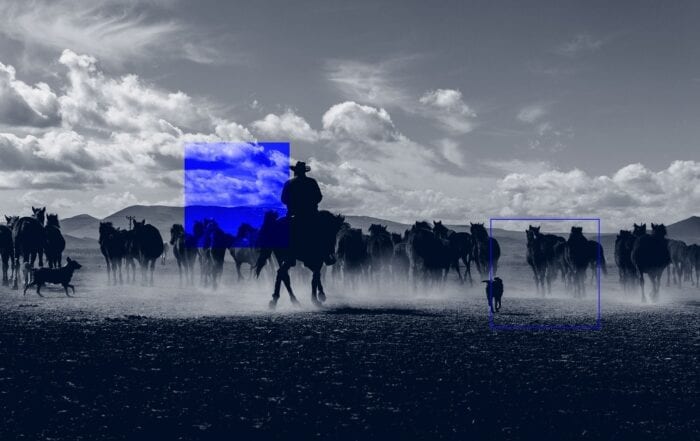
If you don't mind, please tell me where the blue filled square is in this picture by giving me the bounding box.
[184,142,290,248]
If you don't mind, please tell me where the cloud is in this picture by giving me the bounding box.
[517,104,547,123]
[491,160,700,229]
[325,59,410,108]
[0,61,60,127]
[556,34,604,57]
[419,89,477,134]
[0,0,227,66]
[252,110,320,143]
[322,101,399,144]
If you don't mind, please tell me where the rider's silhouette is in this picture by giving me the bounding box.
[281,162,322,216]
[282,161,335,264]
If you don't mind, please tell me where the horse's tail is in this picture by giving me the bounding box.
[255,247,272,278]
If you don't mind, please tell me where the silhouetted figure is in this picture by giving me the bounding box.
[24,257,81,297]
[255,210,345,309]
[334,223,369,285]
[631,223,671,302]
[470,223,500,278]
[281,161,334,265]
[0,217,15,286]
[99,222,126,285]
[687,244,700,287]
[170,224,197,285]
[131,219,164,286]
[482,277,503,313]
[230,223,270,281]
[44,214,65,269]
[667,239,688,287]
[11,207,46,290]
[367,224,394,283]
[433,221,474,285]
[405,221,451,287]
[615,230,636,290]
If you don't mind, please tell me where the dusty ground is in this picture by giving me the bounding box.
[0,251,698,440]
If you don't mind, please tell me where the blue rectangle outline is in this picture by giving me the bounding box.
[488,217,602,331]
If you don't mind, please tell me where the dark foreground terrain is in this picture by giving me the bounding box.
[0,288,698,440]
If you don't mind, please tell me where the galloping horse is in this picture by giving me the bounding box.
[255,210,345,309]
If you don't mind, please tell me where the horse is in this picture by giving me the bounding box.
[566,227,592,297]
[666,239,688,287]
[229,223,267,281]
[366,224,394,283]
[586,239,607,284]
[98,222,125,285]
[405,221,451,286]
[433,221,473,284]
[131,219,164,286]
[255,210,345,309]
[199,219,233,290]
[44,214,66,269]
[170,224,198,285]
[614,230,636,290]
[11,207,46,290]
[525,226,548,294]
[335,223,369,286]
[0,216,16,286]
[470,223,500,278]
[631,223,671,302]
[687,244,700,287]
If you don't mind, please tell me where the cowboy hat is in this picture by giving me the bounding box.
[290,161,311,172]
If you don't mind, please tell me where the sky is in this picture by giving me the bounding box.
[0,0,698,231]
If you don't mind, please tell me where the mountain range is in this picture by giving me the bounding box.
[50,205,700,250]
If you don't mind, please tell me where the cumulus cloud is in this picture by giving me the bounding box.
[491,160,700,229]
[419,89,477,134]
[322,101,399,144]
[252,110,319,143]
[0,62,60,127]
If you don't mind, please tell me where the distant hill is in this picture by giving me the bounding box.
[666,216,700,244]
[61,205,700,247]
[61,214,101,240]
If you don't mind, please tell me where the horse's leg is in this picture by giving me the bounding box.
[311,268,322,306]
[316,268,327,303]
[270,263,287,309]
[150,259,155,286]
[235,261,243,281]
[1,253,8,286]
[639,271,646,303]
[463,257,473,286]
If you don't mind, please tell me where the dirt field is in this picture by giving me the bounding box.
[0,250,698,440]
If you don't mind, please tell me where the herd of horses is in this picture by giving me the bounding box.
[1,206,699,307]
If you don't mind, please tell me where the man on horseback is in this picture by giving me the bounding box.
[282,161,335,265]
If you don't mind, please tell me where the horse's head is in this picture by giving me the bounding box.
[170,224,185,244]
[470,223,487,238]
[633,223,647,236]
[46,213,60,228]
[570,226,584,238]
[32,206,46,225]
[651,223,667,238]
[414,221,431,231]
[391,232,403,244]
[99,221,114,236]
[617,230,632,240]
[432,221,448,238]
[5,215,19,228]
[368,223,387,236]
[133,219,146,230]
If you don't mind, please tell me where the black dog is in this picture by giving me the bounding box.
[24,257,82,297]
[482,277,504,313]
